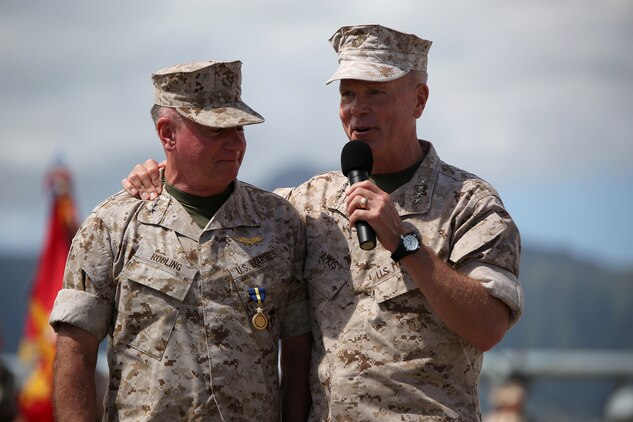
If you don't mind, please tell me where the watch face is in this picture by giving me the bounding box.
[403,234,419,250]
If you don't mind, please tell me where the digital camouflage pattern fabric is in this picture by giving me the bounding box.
[152,60,264,128]
[326,24,432,84]
[282,141,523,422]
[50,181,310,421]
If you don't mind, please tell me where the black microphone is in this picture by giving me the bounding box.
[341,141,376,250]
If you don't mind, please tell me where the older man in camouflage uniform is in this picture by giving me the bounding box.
[282,25,523,421]
[50,60,312,421]
[122,25,523,422]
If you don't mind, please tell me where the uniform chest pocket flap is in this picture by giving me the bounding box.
[372,269,418,304]
[115,254,197,359]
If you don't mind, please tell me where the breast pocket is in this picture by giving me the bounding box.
[115,254,197,359]
[303,248,353,328]
[227,250,291,341]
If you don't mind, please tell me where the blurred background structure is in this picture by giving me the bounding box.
[1,1,632,420]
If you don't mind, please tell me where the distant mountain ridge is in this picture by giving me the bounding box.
[501,246,633,351]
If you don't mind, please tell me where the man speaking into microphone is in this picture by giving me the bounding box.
[122,24,523,421]
[285,25,523,421]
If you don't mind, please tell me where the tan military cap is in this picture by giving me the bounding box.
[326,24,432,85]
[152,60,264,128]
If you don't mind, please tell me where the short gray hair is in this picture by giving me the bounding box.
[150,104,183,126]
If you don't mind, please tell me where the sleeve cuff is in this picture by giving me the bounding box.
[458,261,524,325]
[49,289,113,341]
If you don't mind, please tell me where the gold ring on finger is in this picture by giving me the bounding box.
[360,197,368,209]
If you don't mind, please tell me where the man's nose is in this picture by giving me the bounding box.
[349,96,369,116]
[223,128,246,149]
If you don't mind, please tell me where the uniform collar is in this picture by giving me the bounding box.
[390,140,439,216]
[137,180,261,241]
[329,140,439,218]
[205,180,262,230]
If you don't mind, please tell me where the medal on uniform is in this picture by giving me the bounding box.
[248,287,268,330]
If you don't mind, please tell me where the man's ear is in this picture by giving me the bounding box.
[157,117,176,151]
[413,84,429,118]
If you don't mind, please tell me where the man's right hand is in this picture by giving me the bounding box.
[122,159,165,200]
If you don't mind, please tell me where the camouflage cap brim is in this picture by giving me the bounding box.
[175,100,264,128]
[325,61,409,85]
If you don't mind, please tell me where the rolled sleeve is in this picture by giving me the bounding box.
[459,261,524,325]
[49,289,114,341]
[49,212,116,341]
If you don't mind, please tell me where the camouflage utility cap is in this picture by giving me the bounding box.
[326,24,432,84]
[152,60,264,128]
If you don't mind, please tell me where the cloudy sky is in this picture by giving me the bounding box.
[1,0,631,268]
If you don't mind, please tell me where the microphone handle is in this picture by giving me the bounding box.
[356,221,376,250]
[347,169,376,250]
[348,170,369,185]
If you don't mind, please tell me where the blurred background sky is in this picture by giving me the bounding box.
[1,0,632,269]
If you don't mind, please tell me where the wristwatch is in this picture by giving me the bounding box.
[391,231,421,262]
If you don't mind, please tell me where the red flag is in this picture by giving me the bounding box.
[18,163,78,422]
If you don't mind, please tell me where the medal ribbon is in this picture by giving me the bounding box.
[248,287,266,304]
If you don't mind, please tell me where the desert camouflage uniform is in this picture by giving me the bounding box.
[50,180,310,421]
[283,141,523,422]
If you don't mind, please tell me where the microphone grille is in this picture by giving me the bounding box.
[341,141,373,176]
